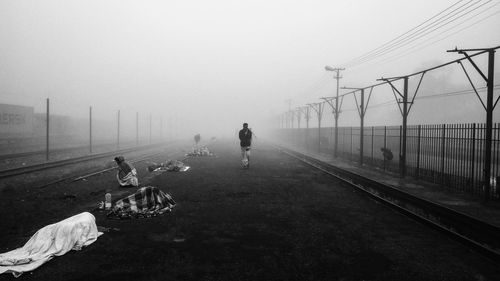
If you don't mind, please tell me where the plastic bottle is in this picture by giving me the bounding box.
[105,193,112,210]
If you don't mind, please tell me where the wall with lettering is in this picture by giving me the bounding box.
[0,103,34,137]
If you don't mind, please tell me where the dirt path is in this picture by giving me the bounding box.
[0,139,498,281]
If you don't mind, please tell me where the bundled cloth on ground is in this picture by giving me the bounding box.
[147,160,190,172]
[107,186,176,219]
[0,212,102,278]
[186,145,213,157]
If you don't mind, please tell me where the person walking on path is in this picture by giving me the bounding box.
[194,133,201,146]
[238,123,252,168]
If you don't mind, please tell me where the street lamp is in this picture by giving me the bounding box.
[325,65,345,157]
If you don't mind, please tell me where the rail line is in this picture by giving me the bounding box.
[33,149,187,189]
[0,142,173,179]
[277,145,500,262]
[0,143,125,161]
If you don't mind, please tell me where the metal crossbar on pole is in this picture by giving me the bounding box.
[308,102,324,153]
[341,86,374,166]
[448,46,497,201]
[282,45,499,196]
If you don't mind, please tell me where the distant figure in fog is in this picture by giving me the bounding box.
[380,147,393,161]
[194,133,201,145]
[114,156,138,187]
[238,123,252,169]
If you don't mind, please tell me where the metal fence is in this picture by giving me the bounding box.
[275,123,500,200]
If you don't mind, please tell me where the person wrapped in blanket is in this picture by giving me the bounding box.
[114,156,139,187]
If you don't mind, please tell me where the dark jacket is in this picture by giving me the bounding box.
[239,128,252,147]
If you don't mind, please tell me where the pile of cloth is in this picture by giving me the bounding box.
[147,160,190,172]
[0,212,102,278]
[107,186,176,219]
[186,145,213,157]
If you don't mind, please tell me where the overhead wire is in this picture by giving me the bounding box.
[344,0,492,68]
[344,0,485,67]
[349,0,493,68]
[290,1,498,114]
[341,0,466,68]
[378,5,500,66]
[415,84,500,100]
[294,72,331,100]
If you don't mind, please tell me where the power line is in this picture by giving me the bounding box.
[341,0,466,67]
[295,72,330,98]
[348,0,493,68]
[345,0,485,67]
[378,6,500,66]
[343,0,493,68]
[415,85,500,100]
[344,85,500,112]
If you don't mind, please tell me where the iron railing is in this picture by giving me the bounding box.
[276,123,500,200]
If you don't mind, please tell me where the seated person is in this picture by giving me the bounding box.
[114,156,138,187]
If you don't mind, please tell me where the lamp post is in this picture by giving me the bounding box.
[325,66,345,157]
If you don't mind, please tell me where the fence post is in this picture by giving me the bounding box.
[383,126,387,171]
[441,124,446,185]
[416,125,421,179]
[46,98,50,161]
[117,110,120,150]
[399,125,402,176]
[371,126,374,165]
[471,123,476,191]
[350,126,353,161]
[89,106,92,154]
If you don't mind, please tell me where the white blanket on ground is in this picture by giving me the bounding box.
[0,212,102,277]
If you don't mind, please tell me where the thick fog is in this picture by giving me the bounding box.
[1,0,499,141]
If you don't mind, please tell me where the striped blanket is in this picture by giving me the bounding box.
[108,186,176,219]
[117,168,138,187]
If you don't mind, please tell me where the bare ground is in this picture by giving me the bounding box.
[0,139,499,281]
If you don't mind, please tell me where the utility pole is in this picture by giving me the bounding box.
[341,86,374,166]
[285,99,292,128]
[308,102,325,153]
[300,106,311,150]
[295,107,302,129]
[325,66,345,157]
[379,77,411,178]
[448,46,497,201]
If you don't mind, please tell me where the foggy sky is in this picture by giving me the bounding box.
[1,0,499,138]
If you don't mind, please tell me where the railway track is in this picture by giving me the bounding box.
[35,149,188,189]
[278,145,500,262]
[0,142,173,179]
[0,143,123,161]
